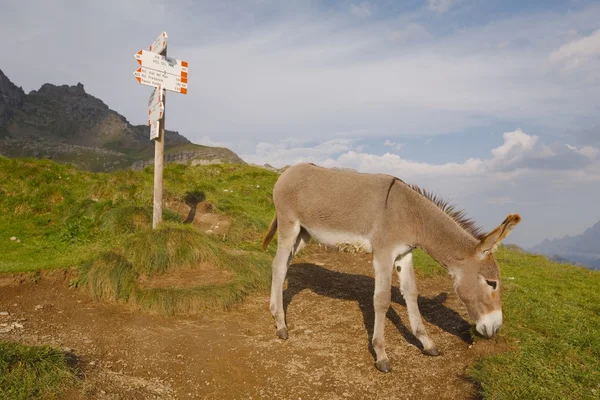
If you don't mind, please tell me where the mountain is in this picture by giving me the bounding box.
[529,221,600,270]
[0,69,244,172]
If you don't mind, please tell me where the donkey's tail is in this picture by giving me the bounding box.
[261,214,278,250]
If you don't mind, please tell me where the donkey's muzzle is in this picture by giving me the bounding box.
[475,310,503,338]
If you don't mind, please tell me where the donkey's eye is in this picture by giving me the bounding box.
[486,280,498,290]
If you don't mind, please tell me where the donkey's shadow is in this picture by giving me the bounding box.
[283,263,472,359]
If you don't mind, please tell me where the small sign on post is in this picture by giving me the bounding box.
[132,32,189,229]
[150,120,160,140]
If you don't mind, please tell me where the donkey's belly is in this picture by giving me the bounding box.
[303,225,373,253]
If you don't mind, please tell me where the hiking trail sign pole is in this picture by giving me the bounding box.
[132,31,189,229]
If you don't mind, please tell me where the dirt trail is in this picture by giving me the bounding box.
[0,247,500,399]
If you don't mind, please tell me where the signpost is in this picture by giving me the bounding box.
[132,31,188,229]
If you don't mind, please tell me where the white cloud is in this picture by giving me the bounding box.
[550,28,600,69]
[566,144,600,159]
[428,0,454,14]
[350,2,372,18]
[383,140,404,151]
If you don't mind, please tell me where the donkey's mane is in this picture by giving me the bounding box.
[397,179,487,241]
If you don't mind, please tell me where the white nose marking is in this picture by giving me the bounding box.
[476,310,503,338]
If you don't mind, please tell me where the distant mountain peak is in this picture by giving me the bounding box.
[530,219,600,270]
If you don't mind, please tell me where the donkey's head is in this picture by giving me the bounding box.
[451,214,522,338]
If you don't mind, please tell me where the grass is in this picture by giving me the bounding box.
[0,341,80,400]
[1,155,599,399]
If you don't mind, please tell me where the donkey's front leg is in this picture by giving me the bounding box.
[372,253,394,372]
[395,252,439,356]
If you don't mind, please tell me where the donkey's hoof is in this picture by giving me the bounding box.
[423,347,440,357]
[276,328,288,340]
[375,359,391,373]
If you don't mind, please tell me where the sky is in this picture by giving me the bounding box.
[1,0,599,248]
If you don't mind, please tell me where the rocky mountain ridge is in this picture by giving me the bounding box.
[0,69,244,171]
[529,220,600,270]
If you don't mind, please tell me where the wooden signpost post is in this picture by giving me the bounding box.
[132,31,188,229]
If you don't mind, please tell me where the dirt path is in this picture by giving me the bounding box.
[0,248,498,399]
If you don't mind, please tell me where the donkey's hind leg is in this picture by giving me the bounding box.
[395,252,439,356]
[372,252,395,373]
[270,219,301,340]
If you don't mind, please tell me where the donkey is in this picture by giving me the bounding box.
[261,163,521,373]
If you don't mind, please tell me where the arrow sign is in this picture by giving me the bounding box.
[150,31,167,54]
[149,120,160,140]
[134,50,188,77]
[148,101,164,125]
[148,84,163,108]
[133,67,188,94]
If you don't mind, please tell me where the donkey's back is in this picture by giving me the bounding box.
[272,163,396,235]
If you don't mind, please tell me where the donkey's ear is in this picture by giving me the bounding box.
[476,214,522,257]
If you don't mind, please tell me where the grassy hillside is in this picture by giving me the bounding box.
[0,155,279,314]
[1,156,599,399]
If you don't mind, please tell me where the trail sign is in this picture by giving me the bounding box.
[133,67,188,94]
[132,31,189,229]
[134,50,188,77]
[148,84,163,108]
[150,120,160,140]
[150,31,167,54]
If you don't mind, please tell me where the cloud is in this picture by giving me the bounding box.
[350,2,372,18]
[550,28,600,70]
[428,0,454,14]
[383,140,404,151]
[566,144,600,159]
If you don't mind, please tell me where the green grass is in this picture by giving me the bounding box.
[0,341,80,400]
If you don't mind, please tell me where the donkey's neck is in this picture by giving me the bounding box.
[398,185,478,269]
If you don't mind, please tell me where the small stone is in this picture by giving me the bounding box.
[34,305,43,310]
[10,236,16,241]
[468,345,473,349]
[0,312,9,316]
[16,239,21,243]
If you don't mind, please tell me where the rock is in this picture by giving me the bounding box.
[10,236,16,241]
[0,311,8,316]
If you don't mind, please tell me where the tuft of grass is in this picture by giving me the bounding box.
[124,224,221,275]
[0,341,80,400]
[77,223,272,315]
[466,246,600,399]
